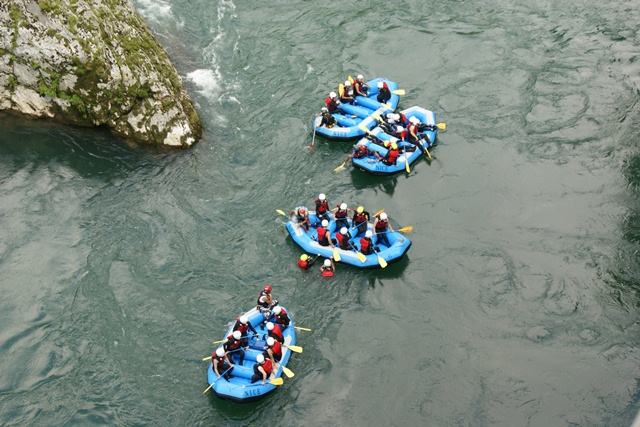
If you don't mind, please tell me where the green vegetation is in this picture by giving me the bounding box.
[7,75,18,92]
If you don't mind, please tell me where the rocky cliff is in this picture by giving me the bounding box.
[0,0,202,147]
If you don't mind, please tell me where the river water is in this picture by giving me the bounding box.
[1,0,639,426]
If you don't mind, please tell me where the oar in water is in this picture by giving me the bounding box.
[282,366,295,378]
[372,247,388,268]
[392,89,406,95]
[332,249,341,262]
[294,326,312,332]
[284,344,303,353]
[348,242,367,263]
[202,367,233,394]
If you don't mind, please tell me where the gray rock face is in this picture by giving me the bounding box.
[0,0,202,147]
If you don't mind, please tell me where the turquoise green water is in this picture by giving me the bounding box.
[1,0,639,425]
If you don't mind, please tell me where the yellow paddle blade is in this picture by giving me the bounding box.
[405,159,410,173]
[333,249,341,262]
[333,162,346,172]
[270,378,285,386]
[212,339,226,344]
[381,103,392,109]
[378,255,388,268]
[202,356,212,361]
[202,384,213,394]
[294,326,312,332]
[392,89,406,96]
[358,124,371,135]
[338,83,344,98]
[372,112,383,122]
[348,75,354,84]
[282,366,295,378]
[398,226,413,233]
[276,209,286,216]
[357,251,366,263]
[425,147,432,160]
[373,209,384,217]
[285,344,303,353]
[437,122,446,130]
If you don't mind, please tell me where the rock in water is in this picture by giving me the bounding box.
[0,0,203,147]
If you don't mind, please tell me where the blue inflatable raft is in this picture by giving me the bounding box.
[313,78,401,141]
[284,212,411,269]
[206,307,297,403]
[352,106,440,176]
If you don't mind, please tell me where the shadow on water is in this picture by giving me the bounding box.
[349,168,399,195]
[0,114,182,182]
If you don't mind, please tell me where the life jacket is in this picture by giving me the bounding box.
[269,325,284,343]
[321,112,336,128]
[354,213,367,225]
[213,353,225,365]
[270,341,282,359]
[275,309,289,325]
[375,219,389,231]
[353,145,368,158]
[257,291,271,308]
[297,260,308,269]
[382,81,389,91]
[360,237,372,254]
[317,226,328,244]
[384,149,399,165]
[315,199,329,214]
[336,232,348,250]
[408,123,420,142]
[322,268,334,277]
[397,112,408,125]
[335,207,347,219]
[225,336,241,351]
[234,319,250,334]
[262,359,273,375]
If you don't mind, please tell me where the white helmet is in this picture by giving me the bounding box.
[386,113,394,119]
[380,212,388,220]
[273,306,282,315]
[257,354,265,363]
[240,315,248,324]
[324,259,332,267]
[321,107,328,113]
[329,91,336,98]
[319,193,326,201]
[340,227,348,235]
[396,126,404,132]
[377,81,383,88]
[365,230,373,238]
[233,330,242,340]
[340,203,347,210]
[357,140,368,146]
[344,80,351,86]
[267,337,275,346]
[390,137,398,144]
[266,322,274,331]
[216,347,225,357]
[410,116,419,124]
[321,219,329,227]
[394,114,401,121]
[357,74,364,79]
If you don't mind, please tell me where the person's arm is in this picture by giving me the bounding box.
[259,366,267,385]
[388,222,394,232]
[225,355,234,367]
[373,218,379,234]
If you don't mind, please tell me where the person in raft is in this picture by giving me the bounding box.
[266,321,284,344]
[298,253,320,270]
[264,336,283,365]
[256,285,278,319]
[290,206,311,231]
[223,330,245,365]
[314,193,331,224]
[320,257,335,277]
[316,219,334,248]
[374,212,394,248]
[251,354,273,386]
[211,347,234,381]
[315,107,336,129]
[375,141,400,166]
[407,116,429,157]
[271,306,291,327]
[232,315,258,348]
[335,227,352,251]
[353,74,369,97]
[359,230,376,255]
[325,91,343,114]
[333,203,351,231]
[351,206,370,237]
[376,80,391,104]
[340,80,355,105]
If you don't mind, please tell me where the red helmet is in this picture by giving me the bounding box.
[264,285,272,293]
[298,208,306,215]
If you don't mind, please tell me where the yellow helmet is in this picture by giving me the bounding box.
[300,254,308,261]
[391,143,398,150]
[357,206,364,213]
